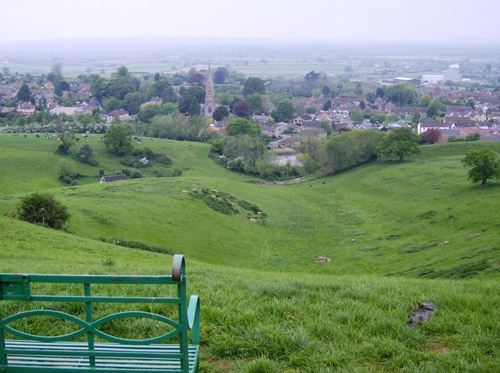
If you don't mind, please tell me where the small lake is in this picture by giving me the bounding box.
[274,154,303,166]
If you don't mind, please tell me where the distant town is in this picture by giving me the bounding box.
[2,60,499,147]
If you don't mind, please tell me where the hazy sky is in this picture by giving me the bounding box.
[1,0,499,44]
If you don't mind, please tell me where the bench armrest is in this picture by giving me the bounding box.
[187,294,200,345]
[172,255,185,282]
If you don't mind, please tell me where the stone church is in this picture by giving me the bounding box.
[201,65,218,117]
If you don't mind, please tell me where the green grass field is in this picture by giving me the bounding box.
[0,133,499,371]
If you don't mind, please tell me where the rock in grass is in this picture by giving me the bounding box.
[407,303,437,328]
[313,256,331,262]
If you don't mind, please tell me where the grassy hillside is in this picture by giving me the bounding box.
[0,133,245,195]
[1,216,499,372]
[1,134,499,278]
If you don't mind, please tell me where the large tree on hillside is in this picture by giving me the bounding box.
[104,124,134,155]
[376,127,420,162]
[462,149,499,186]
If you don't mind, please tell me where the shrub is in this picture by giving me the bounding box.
[465,132,480,141]
[326,130,384,173]
[76,144,98,166]
[61,176,73,184]
[57,159,77,184]
[190,188,239,215]
[422,128,441,144]
[120,149,171,168]
[17,193,70,229]
[152,169,168,177]
[226,157,246,172]
[56,143,68,155]
[130,170,143,179]
[210,139,225,155]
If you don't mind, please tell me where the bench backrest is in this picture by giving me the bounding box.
[0,254,192,370]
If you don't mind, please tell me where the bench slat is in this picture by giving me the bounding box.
[30,296,181,304]
[6,341,199,351]
[0,274,178,285]
[5,341,199,372]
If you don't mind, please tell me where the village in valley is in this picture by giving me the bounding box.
[2,0,500,371]
[1,53,500,176]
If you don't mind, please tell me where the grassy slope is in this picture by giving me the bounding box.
[1,134,499,278]
[0,216,498,372]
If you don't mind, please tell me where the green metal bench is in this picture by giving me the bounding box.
[0,254,200,373]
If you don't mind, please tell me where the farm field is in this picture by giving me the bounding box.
[0,133,499,371]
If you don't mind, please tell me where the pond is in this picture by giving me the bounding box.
[273,154,302,167]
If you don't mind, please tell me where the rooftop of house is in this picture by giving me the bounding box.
[419,121,450,127]
[107,109,129,116]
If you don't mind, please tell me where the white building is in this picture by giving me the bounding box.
[422,64,462,84]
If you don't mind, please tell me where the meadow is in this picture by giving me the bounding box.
[0,133,499,371]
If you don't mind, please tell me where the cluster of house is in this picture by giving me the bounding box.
[0,78,138,123]
[206,84,500,148]
[417,112,500,141]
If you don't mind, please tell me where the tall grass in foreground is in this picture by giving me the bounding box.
[1,217,499,372]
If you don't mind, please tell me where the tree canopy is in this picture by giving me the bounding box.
[272,100,294,122]
[462,149,499,186]
[225,118,261,137]
[233,100,251,118]
[376,127,420,162]
[18,193,70,229]
[243,77,265,96]
[214,67,229,84]
[104,124,134,155]
[178,86,205,114]
[147,78,176,103]
[383,83,417,106]
[246,93,263,114]
[213,106,229,121]
[326,130,384,174]
[422,128,441,144]
[349,109,364,124]
[16,83,32,102]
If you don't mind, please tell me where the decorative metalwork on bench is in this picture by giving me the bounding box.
[0,254,200,373]
[1,310,181,344]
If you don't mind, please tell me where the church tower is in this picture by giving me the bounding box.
[203,64,216,117]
